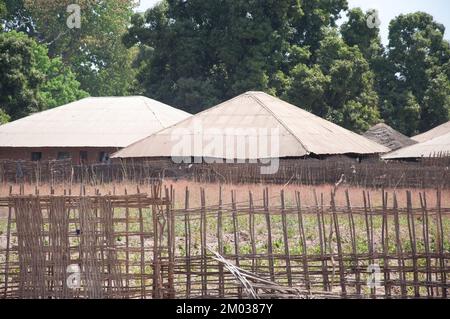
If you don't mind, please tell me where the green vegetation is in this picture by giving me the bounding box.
[125,1,450,134]
[0,1,449,134]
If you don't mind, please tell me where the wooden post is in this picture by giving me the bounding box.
[406,191,419,297]
[345,190,360,295]
[419,192,433,297]
[314,189,329,291]
[184,187,192,298]
[264,188,275,282]
[217,186,224,298]
[295,191,311,292]
[231,190,242,298]
[331,191,346,296]
[280,190,292,287]
[393,193,407,297]
[200,188,207,297]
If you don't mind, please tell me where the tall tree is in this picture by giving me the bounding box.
[125,2,450,135]
[421,71,450,130]
[125,0,297,112]
[3,0,138,96]
[125,0,349,112]
[386,12,450,132]
[0,31,87,120]
[285,31,380,132]
[291,0,348,55]
[341,8,383,63]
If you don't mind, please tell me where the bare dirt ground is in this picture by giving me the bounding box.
[0,179,448,208]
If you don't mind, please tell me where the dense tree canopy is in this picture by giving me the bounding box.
[0,31,87,120]
[1,0,449,135]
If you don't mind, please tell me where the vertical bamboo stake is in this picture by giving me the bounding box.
[295,191,311,292]
[137,186,146,298]
[363,191,375,298]
[367,191,374,261]
[200,188,207,297]
[381,190,391,296]
[436,189,447,298]
[264,188,275,282]
[393,193,407,297]
[248,191,257,274]
[345,190,359,295]
[231,190,242,298]
[406,191,419,297]
[152,188,161,299]
[165,187,175,298]
[217,186,224,298]
[419,192,432,297]
[3,186,13,298]
[331,191,346,296]
[124,188,130,290]
[314,189,329,291]
[280,190,292,287]
[184,187,191,298]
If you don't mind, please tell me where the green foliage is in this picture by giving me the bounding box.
[0,1,5,27]
[341,8,383,62]
[421,72,450,130]
[126,1,354,115]
[0,31,87,120]
[384,12,450,134]
[284,64,329,116]
[1,1,450,135]
[0,0,35,34]
[13,0,138,97]
[285,32,380,132]
[0,31,42,119]
[0,108,10,124]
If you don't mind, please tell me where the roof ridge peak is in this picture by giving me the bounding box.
[247,93,310,155]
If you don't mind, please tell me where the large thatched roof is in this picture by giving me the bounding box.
[0,96,191,148]
[412,121,450,143]
[112,91,389,159]
[363,123,417,151]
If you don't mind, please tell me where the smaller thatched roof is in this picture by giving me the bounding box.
[383,132,450,160]
[412,121,450,143]
[0,96,191,148]
[363,123,417,151]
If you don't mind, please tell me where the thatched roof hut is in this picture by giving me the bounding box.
[383,132,450,160]
[0,96,191,163]
[412,121,450,143]
[363,123,417,151]
[112,91,389,160]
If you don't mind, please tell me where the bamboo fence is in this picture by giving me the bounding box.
[0,157,449,189]
[0,185,448,299]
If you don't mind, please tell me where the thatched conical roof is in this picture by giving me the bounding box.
[112,91,389,159]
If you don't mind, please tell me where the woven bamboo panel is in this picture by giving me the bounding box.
[0,186,449,299]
